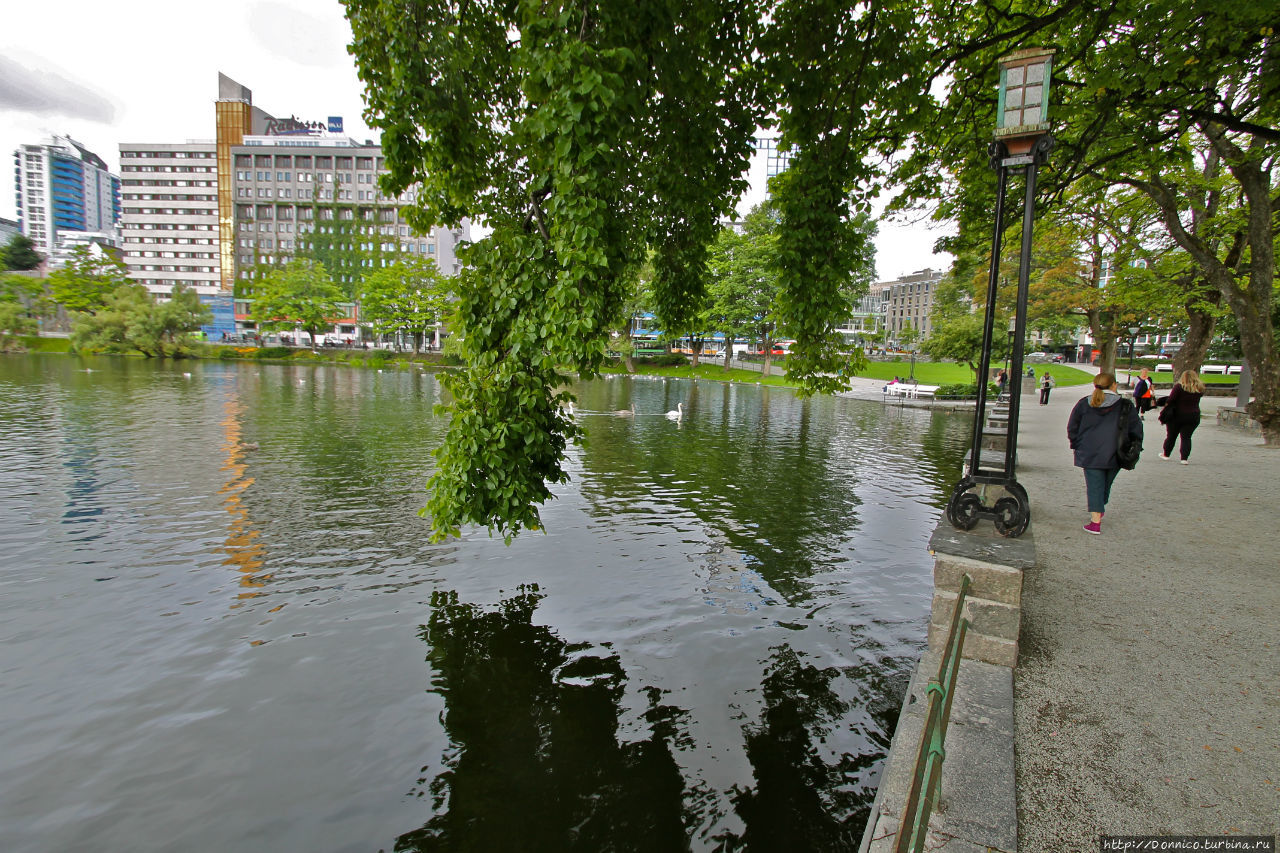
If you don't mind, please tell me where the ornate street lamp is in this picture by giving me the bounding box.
[1128,325,1140,381]
[946,48,1055,538]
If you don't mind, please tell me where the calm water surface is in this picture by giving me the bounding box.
[0,355,969,852]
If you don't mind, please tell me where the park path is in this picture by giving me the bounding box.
[1008,384,1279,849]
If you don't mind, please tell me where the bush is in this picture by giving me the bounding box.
[634,353,688,367]
[936,382,1000,399]
[254,346,293,360]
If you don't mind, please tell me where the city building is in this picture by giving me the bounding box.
[882,268,943,343]
[117,142,220,297]
[0,216,19,243]
[46,231,122,270]
[13,135,120,258]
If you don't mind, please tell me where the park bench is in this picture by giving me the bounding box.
[1201,364,1227,374]
[910,384,941,399]
[1227,365,1242,374]
[1156,363,1174,372]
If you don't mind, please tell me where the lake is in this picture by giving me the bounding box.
[0,355,969,852]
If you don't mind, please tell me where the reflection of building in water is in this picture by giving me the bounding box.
[219,397,268,604]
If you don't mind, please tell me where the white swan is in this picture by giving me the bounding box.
[665,402,683,421]
[613,403,636,417]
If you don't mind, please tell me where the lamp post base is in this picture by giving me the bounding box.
[946,476,1031,538]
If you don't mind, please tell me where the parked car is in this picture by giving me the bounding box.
[1028,351,1047,359]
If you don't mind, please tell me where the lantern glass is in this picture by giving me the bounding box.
[995,49,1055,138]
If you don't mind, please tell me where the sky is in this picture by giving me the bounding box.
[1,0,951,280]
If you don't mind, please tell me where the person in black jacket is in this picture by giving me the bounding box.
[1159,369,1205,464]
[1067,372,1143,535]
[1132,367,1155,418]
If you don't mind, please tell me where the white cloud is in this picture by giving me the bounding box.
[0,55,117,123]
[248,1,348,68]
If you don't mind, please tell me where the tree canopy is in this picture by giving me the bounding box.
[2,234,44,271]
[48,245,131,314]
[249,259,346,344]
[71,283,212,358]
[342,0,1280,540]
[359,256,452,353]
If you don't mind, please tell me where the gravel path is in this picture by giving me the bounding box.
[1009,387,1279,850]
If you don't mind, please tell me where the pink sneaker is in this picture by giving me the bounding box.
[1083,522,1102,534]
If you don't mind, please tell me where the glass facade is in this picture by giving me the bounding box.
[216,100,252,293]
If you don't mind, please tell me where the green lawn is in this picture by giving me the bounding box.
[600,358,1095,388]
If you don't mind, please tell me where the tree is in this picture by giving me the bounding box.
[922,270,1012,380]
[341,0,1280,540]
[0,275,42,351]
[2,234,44,271]
[70,284,212,357]
[47,245,131,314]
[890,1,1279,440]
[345,0,766,541]
[359,256,453,353]
[249,259,345,346]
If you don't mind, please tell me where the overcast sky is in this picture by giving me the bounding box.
[0,0,950,280]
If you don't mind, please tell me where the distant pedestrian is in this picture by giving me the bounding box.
[1133,367,1155,419]
[1158,369,1205,464]
[1067,372,1142,534]
[996,370,1007,400]
[1039,371,1055,405]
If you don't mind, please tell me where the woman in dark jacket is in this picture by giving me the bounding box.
[1159,370,1205,464]
[1067,372,1142,535]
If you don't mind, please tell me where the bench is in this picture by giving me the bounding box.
[882,383,940,400]
[1227,365,1242,374]
[1156,363,1174,372]
[1201,364,1227,374]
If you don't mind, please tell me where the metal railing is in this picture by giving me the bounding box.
[895,573,971,853]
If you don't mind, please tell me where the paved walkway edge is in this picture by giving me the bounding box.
[860,518,1033,853]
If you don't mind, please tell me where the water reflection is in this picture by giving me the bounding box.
[398,587,696,852]
[219,396,269,602]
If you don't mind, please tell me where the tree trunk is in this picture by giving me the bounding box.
[1172,297,1217,377]
[412,331,422,354]
[723,339,732,372]
[624,353,635,374]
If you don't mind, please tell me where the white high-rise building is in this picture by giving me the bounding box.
[13,135,120,258]
[117,143,221,297]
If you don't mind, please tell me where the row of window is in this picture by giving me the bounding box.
[133,251,217,259]
[123,208,215,217]
[122,223,216,231]
[122,180,216,188]
[130,264,218,273]
[123,151,214,159]
[121,165,214,173]
[123,194,216,202]
[233,154,380,170]
[122,237,215,245]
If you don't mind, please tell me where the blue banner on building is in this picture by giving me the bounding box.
[201,294,237,341]
[327,116,344,133]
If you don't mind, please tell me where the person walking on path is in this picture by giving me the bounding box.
[1039,371,1055,405]
[1133,367,1155,419]
[1067,372,1142,534]
[996,369,1008,401]
[1159,369,1205,464]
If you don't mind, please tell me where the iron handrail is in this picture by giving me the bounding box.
[895,574,971,853]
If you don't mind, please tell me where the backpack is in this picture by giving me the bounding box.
[1115,398,1142,470]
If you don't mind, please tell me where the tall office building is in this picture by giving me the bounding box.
[13,135,121,257]
[229,133,469,333]
[117,143,221,296]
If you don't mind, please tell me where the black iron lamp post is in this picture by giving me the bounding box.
[1127,325,1140,383]
[946,48,1055,538]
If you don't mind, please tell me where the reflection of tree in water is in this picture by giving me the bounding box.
[396,587,697,852]
[717,645,906,853]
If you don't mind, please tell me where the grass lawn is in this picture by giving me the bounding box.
[845,360,1094,387]
[601,358,1095,388]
